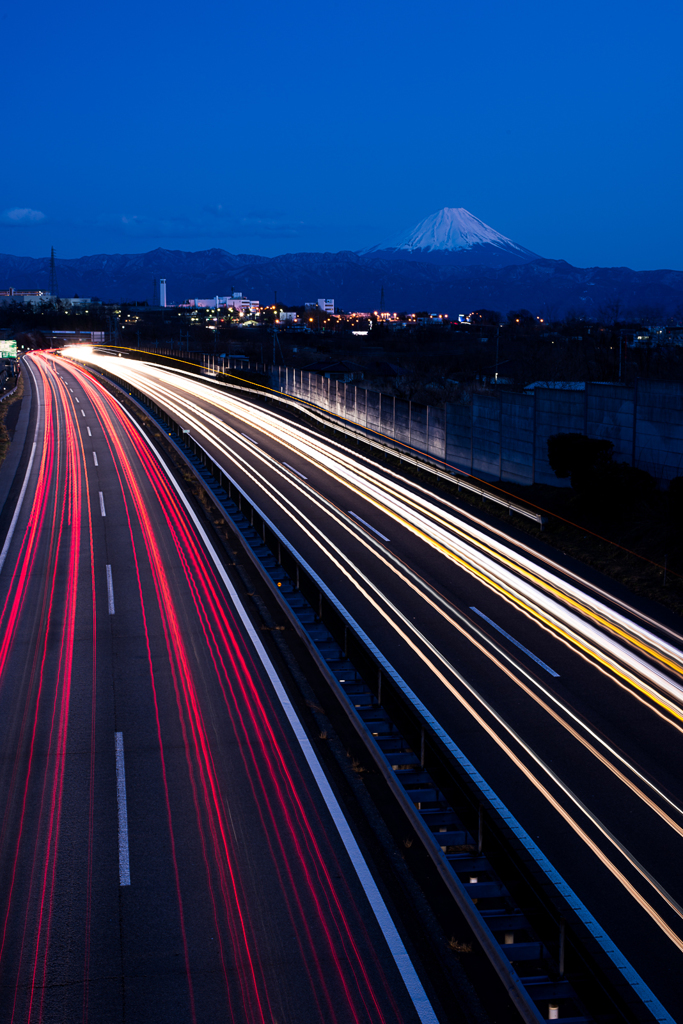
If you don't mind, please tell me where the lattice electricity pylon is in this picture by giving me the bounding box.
[49,246,58,298]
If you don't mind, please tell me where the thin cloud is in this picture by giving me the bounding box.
[1,208,46,225]
[97,209,304,241]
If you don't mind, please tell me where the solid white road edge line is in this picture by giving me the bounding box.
[470,606,560,678]
[99,492,106,517]
[282,461,307,480]
[118,403,438,1024]
[92,451,98,466]
[0,360,41,576]
[347,510,390,543]
[115,732,131,885]
[106,564,115,614]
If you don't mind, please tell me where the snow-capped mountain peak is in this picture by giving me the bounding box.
[359,207,540,267]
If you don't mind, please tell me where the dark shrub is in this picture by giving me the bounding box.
[547,433,614,495]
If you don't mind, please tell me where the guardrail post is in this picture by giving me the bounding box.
[69,364,679,1024]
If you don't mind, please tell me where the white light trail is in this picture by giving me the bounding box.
[61,352,683,953]
[68,352,683,716]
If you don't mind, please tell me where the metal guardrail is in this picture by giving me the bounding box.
[89,360,672,1024]
[202,374,548,529]
[93,348,547,527]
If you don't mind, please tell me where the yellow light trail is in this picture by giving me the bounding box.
[64,350,683,954]
[72,352,683,719]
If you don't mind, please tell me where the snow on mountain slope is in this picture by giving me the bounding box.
[359,207,541,266]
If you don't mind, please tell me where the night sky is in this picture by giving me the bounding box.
[2,0,681,269]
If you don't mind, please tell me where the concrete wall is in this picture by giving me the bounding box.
[635,381,683,481]
[267,364,683,487]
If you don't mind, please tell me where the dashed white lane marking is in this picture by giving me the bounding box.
[239,432,258,444]
[347,510,390,543]
[114,733,131,886]
[87,426,92,436]
[118,403,438,1023]
[92,452,98,466]
[470,606,560,677]
[81,409,85,417]
[106,564,115,613]
[282,461,307,480]
[99,492,106,517]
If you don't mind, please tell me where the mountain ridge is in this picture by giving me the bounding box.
[1,248,682,318]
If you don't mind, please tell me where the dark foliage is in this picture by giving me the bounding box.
[470,309,501,326]
[547,434,614,488]
[547,432,656,513]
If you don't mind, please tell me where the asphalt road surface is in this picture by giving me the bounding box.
[0,352,437,1024]
[68,351,683,1017]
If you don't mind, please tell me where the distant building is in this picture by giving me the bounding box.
[182,292,259,311]
[0,290,94,307]
[304,299,335,314]
[220,291,259,313]
[41,331,105,346]
[415,314,447,326]
[624,326,683,347]
[302,359,364,382]
[0,289,53,305]
[524,381,587,391]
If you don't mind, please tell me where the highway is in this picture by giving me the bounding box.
[0,351,438,1023]
[67,350,683,1016]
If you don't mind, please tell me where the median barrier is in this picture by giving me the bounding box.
[81,359,672,1024]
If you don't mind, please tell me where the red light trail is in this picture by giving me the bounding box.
[0,353,415,1022]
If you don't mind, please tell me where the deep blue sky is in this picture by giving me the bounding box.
[2,0,681,269]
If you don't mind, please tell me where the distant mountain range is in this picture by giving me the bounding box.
[1,208,682,317]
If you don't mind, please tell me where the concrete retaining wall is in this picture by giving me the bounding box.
[266,364,683,487]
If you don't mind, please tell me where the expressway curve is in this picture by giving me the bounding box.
[0,351,438,1023]
[67,349,683,1015]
